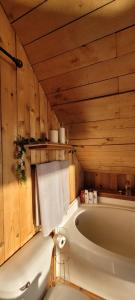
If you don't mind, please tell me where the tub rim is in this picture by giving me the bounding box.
[65,204,135,265]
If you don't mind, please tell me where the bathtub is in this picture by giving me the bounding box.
[57,204,135,300]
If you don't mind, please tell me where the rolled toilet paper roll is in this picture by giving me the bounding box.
[50,130,58,143]
[53,234,66,249]
[59,127,66,144]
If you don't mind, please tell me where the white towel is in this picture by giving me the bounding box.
[59,160,70,214]
[35,170,41,227]
[36,161,69,236]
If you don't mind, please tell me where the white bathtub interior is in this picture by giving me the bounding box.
[56,198,135,300]
[76,206,135,259]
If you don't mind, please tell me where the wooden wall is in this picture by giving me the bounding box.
[0,5,83,265]
[44,2,135,178]
[84,172,135,194]
[1,0,135,189]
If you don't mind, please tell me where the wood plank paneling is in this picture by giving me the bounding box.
[71,137,135,146]
[69,153,84,203]
[39,85,48,137]
[39,85,48,163]
[0,65,4,264]
[16,37,35,247]
[29,73,39,164]
[1,45,20,261]
[25,0,135,64]
[19,156,34,246]
[13,0,113,46]
[48,78,118,106]
[119,91,135,119]
[0,3,83,264]
[84,172,135,192]
[48,101,60,131]
[42,51,135,94]
[0,0,44,22]
[54,93,121,124]
[94,173,117,191]
[17,38,32,138]
[78,145,135,174]
[34,34,116,80]
[2,0,135,196]
[81,163,135,174]
[119,73,135,93]
[69,153,76,202]
[0,6,21,260]
[117,25,135,57]
[34,75,41,163]
[69,118,135,141]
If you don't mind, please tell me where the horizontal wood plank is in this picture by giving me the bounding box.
[77,144,135,153]
[71,137,135,146]
[42,51,135,94]
[119,73,135,93]
[48,78,118,106]
[0,1,44,22]
[54,95,119,124]
[54,92,135,124]
[77,145,135,174]
[34,34,116,80]
[13,0,113,45]
[117,25,135,57]
[80,162,135,174]
[25,0,135,64]
[69,118,135,140]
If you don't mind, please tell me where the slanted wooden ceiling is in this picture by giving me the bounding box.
[1,0,135,173]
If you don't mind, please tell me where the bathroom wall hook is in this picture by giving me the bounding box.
[0,46,23,68]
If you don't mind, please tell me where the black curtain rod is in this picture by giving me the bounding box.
[0,46,23,68]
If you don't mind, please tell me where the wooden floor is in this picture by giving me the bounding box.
[56,279,105,300]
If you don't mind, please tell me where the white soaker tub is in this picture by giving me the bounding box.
[58,204,135,300]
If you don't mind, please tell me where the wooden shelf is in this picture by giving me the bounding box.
[25,142,73,151]
[98,190,135,201]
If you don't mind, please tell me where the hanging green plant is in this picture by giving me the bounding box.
[15,136,27,183]
[14,135,49,183]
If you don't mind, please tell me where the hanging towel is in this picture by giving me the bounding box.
[36,161,69,236]
[35,169,41,227]
[59,160,70,214]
